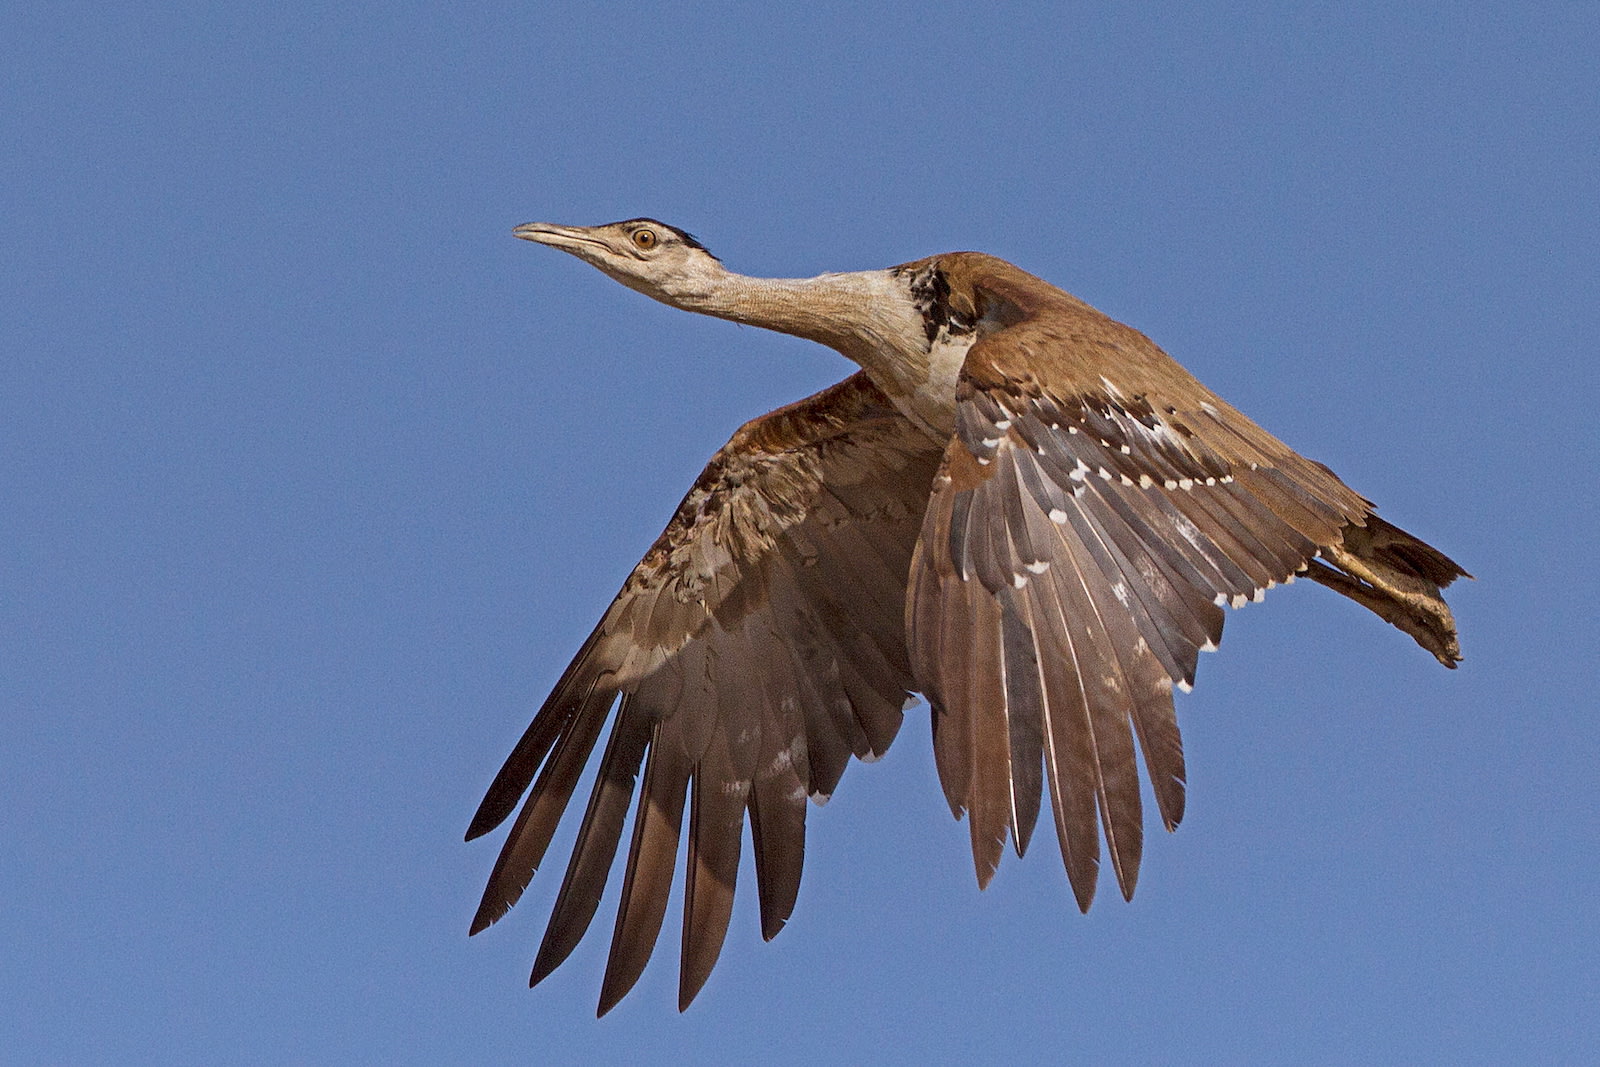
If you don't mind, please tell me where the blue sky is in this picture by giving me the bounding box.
[5,3,1597,1062]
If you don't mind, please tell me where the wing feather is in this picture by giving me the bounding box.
[746,690,808,940]
[679,735,748,1011]
[598,719,690,1016]
[470,675,611,934]
[961,582,1010,885]
[907,263,1377,904]
[1013,448,1188,831]
[469,372,940,1012]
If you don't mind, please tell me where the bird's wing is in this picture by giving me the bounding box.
[905,289,1371,910]
[468,371,941,1015]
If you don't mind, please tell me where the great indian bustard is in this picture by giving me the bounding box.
[468,218,1467,1015]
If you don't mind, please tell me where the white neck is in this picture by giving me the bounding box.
[654,266,968,438]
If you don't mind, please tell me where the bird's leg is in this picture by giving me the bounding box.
[1302,550,1463,668]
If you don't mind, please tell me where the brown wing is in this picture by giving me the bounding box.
[906,288,1373,910]
[467,372,941,1015]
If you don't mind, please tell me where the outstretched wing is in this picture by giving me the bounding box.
[906,290,1371,910]
[468,372,941,1015]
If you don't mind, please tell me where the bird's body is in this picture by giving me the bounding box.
[469,220,1466,1015]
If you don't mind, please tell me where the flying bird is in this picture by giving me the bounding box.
[468,219,1466,1015]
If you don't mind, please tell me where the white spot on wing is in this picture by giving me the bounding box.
[1049,508,1069,523]
[1025,560,1051,574]
[1172,512,1204,550]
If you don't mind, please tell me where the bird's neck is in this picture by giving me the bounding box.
[665,268,968,438]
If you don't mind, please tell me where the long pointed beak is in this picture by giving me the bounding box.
[512,222,610,253]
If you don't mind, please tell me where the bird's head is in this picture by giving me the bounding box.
[512,218,725,306]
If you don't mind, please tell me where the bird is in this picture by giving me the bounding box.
[467,218,1467,1016]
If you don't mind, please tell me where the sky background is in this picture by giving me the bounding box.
[5,3,1597,1063]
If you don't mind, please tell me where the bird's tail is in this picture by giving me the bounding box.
[1303,515,1470,668]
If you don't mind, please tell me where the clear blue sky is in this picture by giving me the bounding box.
[5,3,1596,1062]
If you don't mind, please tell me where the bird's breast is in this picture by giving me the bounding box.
[897,326,976,439]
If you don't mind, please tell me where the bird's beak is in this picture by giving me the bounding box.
[512,222,611,255]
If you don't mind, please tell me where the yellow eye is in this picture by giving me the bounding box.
[632,228,658,250]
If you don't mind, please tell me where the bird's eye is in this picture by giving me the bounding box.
[632,228,658,251]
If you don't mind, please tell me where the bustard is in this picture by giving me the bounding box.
[469,218,1467,1015]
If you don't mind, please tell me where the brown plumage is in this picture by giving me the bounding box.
[469,221,1467,1014]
